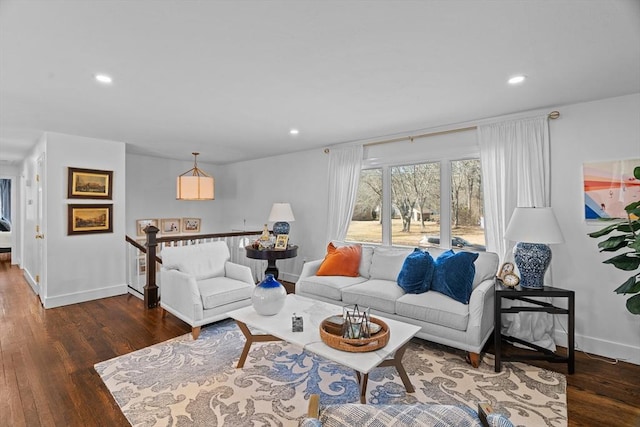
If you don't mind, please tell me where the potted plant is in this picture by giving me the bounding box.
[588,166,640,315]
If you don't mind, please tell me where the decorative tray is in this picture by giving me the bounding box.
[319,315,390,353]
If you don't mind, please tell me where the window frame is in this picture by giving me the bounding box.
[350,148,483,249]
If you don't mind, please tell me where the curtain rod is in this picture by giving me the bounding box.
[323,110,560,153]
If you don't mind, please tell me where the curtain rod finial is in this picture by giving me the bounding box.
[324,148,330,154]
[548,111,560,120]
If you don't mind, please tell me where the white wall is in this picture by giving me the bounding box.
[217,149,330,282]
[550,93,640,364]
[125,154,223,237]
[36,132,127,308]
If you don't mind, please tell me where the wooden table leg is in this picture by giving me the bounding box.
[358,372,369,404]
[235,320,279,368]
[377,342,415,393]
[356,342,414,403]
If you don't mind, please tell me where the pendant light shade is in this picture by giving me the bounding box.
[177,153,214,200]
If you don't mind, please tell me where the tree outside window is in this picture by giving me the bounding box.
[346,159,485,250]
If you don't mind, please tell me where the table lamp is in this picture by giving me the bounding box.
[268,203,295,235]
[504,207,564,289]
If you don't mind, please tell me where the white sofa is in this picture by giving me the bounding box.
[296,245,499,367]
[160,241,255,339]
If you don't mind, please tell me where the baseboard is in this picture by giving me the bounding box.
[279,272,299,285]
[554,327,640,365]
[42,283,128,309]
[23,268,40,295]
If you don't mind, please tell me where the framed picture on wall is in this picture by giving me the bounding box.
[68,204,113,235]
[161,218,181,234]
[68,167,113,199]
[182,218,201,233]
[136,218,159,236]
[583,158,640,221]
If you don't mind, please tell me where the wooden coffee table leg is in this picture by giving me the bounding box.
[378,342,415,393]
[235,320,279,368]
[358,372,369,404]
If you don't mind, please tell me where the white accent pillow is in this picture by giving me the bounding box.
[369,247,413,281]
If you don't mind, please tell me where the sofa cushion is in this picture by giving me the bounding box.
[162,241,230,280]
[297,275,368,302]
[369,247,413,281]
[317,243,362,277]
[341,279,405,313]
[431,250,478,304]
[197,276,254,310]
[397,248,435,294]
[471,251,499,288]
[396,291,470,331]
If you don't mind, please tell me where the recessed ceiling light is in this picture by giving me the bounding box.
[289,129,299,135]
[508,75,526,85]
[95,74,113,84]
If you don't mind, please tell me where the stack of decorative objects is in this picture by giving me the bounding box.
[320,304,389,352]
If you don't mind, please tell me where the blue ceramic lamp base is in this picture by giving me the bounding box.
[513,242,552,289]
[273,221,290,235]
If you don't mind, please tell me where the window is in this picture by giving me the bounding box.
[345,168,382,244]
[450,159,485,250]
[346,158,485,250]
[391,162,440,247]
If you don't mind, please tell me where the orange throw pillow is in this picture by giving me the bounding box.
[316,243,362,277]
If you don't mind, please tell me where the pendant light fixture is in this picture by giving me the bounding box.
[176,152,214,200]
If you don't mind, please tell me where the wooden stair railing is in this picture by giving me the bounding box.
[126,228,265,309]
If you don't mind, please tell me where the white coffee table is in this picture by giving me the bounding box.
[228,294,421,403]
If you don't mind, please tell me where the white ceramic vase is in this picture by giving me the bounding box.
[252,274,286,316]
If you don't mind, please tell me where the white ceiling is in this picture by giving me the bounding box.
[1,0,639,166]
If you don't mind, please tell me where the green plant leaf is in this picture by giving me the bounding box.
[597,234,630,251]
[588,222,621,238]
[603,252,640,271]
[634,166,640,180]
[630,235,640,252]
[625,200,640,216]
[626,293,640,315]
[617,221,640,233]
[614,276,640,294]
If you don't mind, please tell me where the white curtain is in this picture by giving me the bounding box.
[326,145,363,243]
[478,115,555,350]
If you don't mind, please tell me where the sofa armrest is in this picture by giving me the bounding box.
[225,261,255,285]
[299,259,323,279]
[160,269,203,321]
[466,279,496,346]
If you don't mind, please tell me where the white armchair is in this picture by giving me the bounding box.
[160,241,255,339]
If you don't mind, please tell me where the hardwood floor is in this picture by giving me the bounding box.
[1,257,639,426]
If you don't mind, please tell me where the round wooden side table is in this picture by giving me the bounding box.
[245,245,298,280]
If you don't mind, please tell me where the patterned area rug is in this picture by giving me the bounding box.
[95,319,566,427]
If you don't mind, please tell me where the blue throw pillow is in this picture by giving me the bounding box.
[397,248,435,294]
[431,249,478,304]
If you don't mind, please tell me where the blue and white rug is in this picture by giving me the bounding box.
[95,319,566,427]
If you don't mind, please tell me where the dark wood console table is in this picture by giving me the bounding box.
[245,245,298,280]
[494,284,575,374]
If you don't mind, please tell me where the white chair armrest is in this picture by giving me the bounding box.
[160,269,203,321]
[225,261,255,284]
